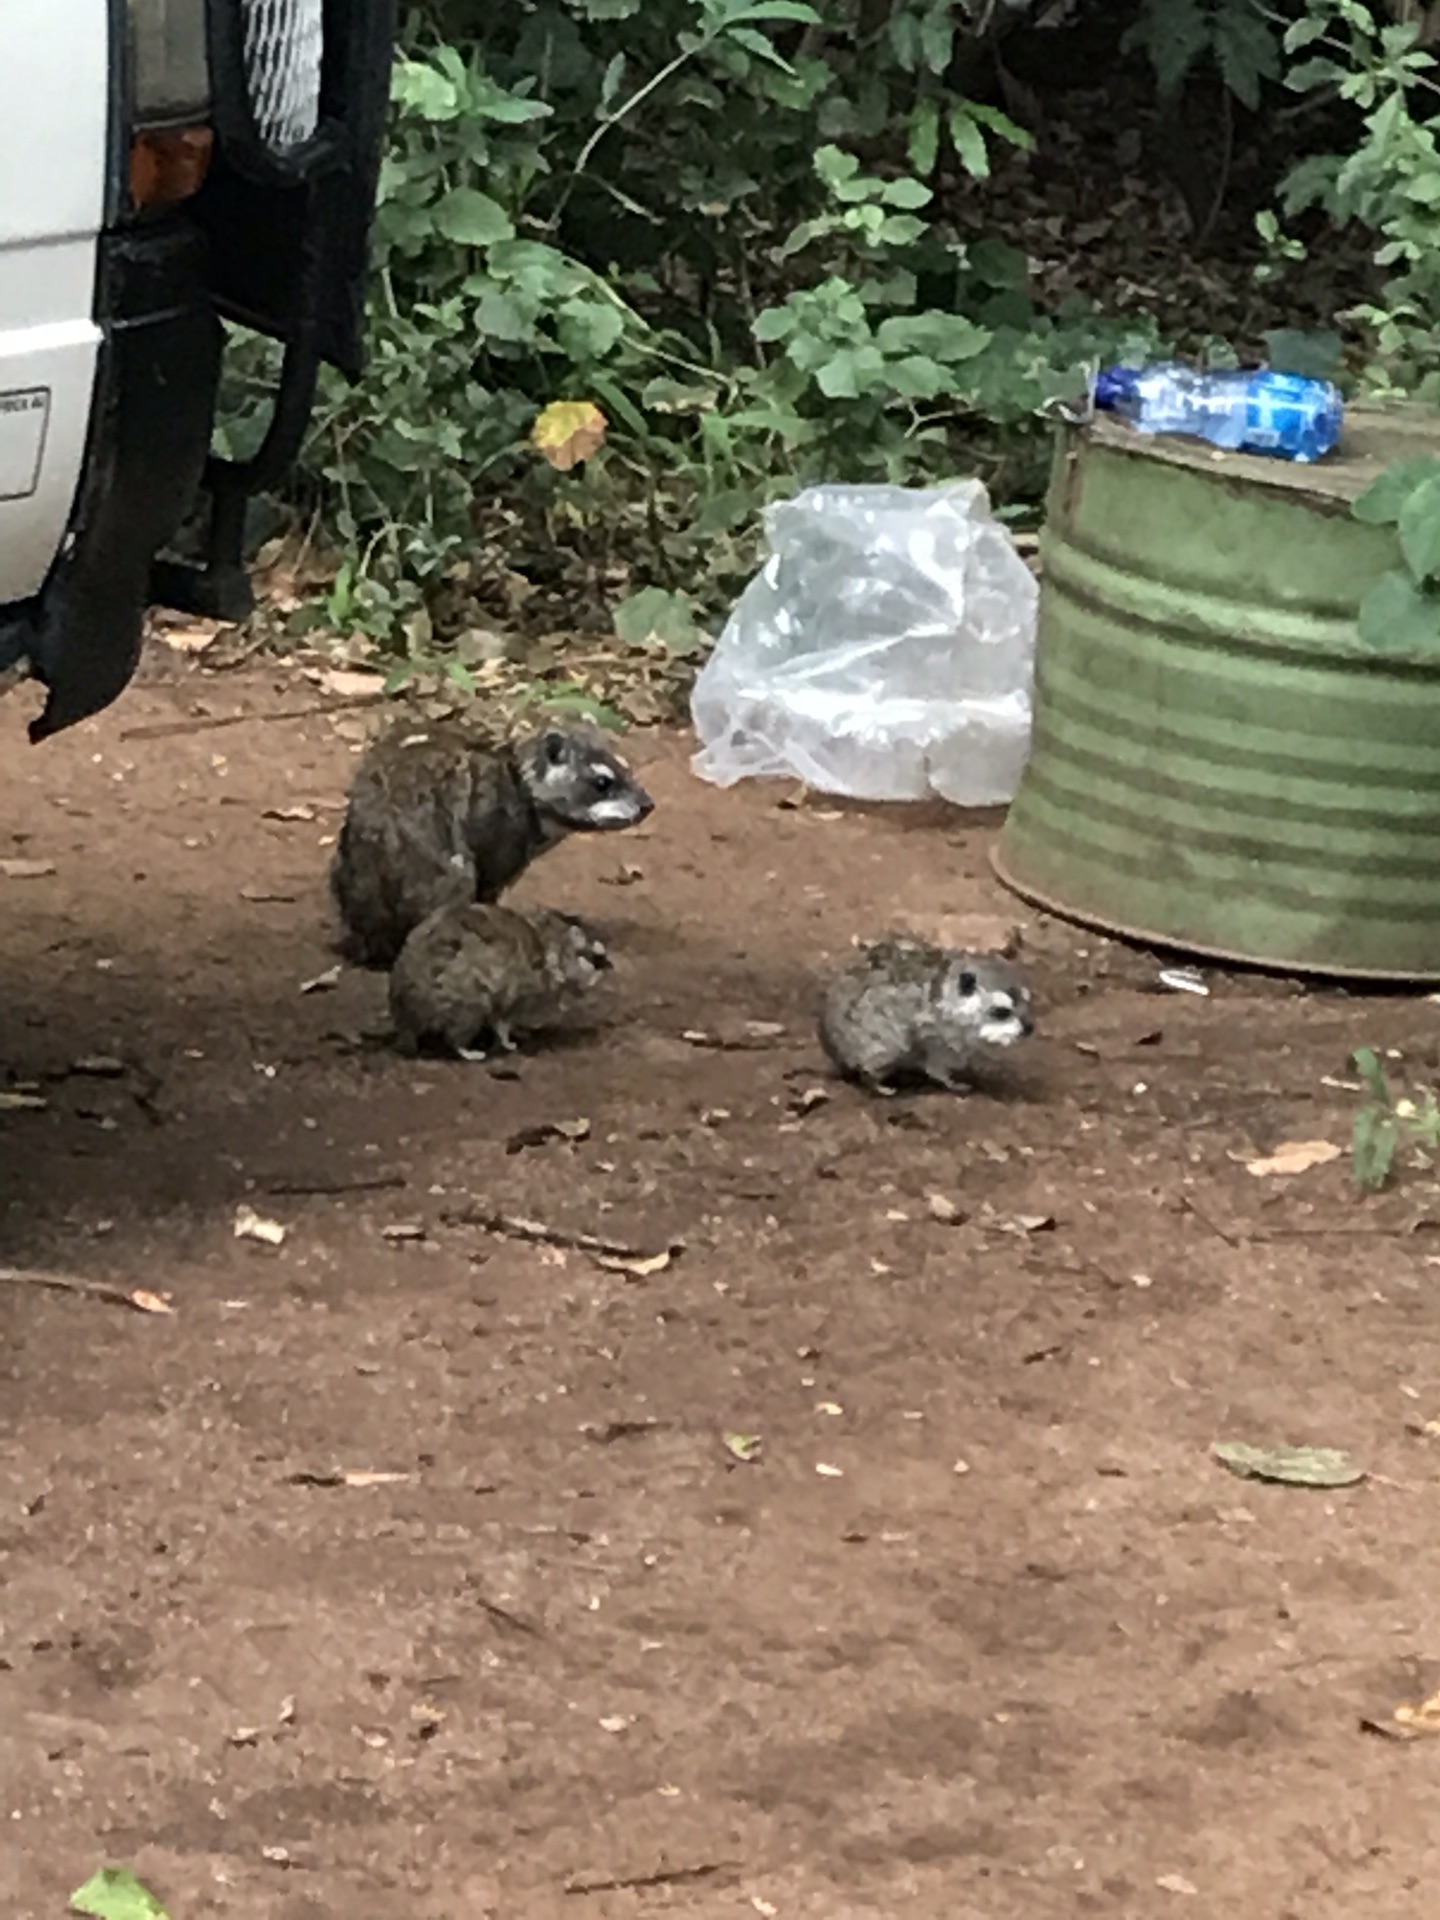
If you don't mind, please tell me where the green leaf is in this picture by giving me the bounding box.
[598,52,627,111]
[1398,473,1440,583]
[882,353,948,398]
[1260,326,1343,378]
[752,305,797,343]
[814,144,861,191]
[967,237,1030,290]
[948,106,989,180]
[1212,1442,1365,1488]
[1356,570,1440,651]
[393,60,459,120]
[1353,456,1440,526]
[1128,0,1210,93]
[71,1869,172,1920]
[815,343,886,398]
[907,98,939,176]
[1353,1045,1393,1106]
[964,100,1036,151]
[1213,6,1279,110]
[875,312,990,361]
[613,586,707,654]
[533,685,626,730]
[727,25,796,70]
[919,9,954,73]
[1285,54,1344,90]
[725,0,820,19]
[432,188,514,248]
[1283,14,1329,51]
[1353,1104,1399,1192]
[880,176,932,210]
[555,297,627,362]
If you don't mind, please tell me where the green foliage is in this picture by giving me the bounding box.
[1350,1044,1440,1191]
[1275,0,1440,397]
[220,0,1160,653]
[1352,456,1440,649]
[1124,0,1284,105]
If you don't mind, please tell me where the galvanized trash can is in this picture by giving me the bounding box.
[992,405,1440,980]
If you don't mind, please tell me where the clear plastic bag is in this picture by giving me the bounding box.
[690,480,1038,805]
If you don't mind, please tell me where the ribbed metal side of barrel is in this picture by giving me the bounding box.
[994,415,1440,979]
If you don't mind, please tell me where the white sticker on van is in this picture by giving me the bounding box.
[0,387,50,502]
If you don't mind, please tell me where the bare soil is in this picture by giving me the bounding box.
[4,654,1440,1920]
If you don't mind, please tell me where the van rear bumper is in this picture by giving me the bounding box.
[16,215,221,742]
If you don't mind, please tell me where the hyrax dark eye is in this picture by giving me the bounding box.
[590,767,616,792]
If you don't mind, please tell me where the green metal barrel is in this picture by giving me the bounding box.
[993,405,1440,980]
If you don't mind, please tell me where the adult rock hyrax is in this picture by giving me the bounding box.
[330,717,654,967]
[818,935,1034,1094]
[388,903,612,1059]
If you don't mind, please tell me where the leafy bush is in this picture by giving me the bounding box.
[222,0,1440,665]
[223,0,1162,659]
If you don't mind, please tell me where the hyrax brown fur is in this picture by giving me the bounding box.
[388,903,612,1059]
[330,718,653,968]
[819,936,1034,1094]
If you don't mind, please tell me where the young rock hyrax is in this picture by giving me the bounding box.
[818,936,1034,1094]
[388,902,612,1059]
[330,719,653,967]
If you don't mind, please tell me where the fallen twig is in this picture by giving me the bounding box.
[119,692,383,742]
[260,1172,408,1198]
[471,1593,543,1637]
[440,1205,654,1260]
[0,1266,173,1312]
[564,1861,734,1896]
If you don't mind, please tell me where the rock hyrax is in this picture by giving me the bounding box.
[330,718,653,967]
[819,936,1034,1094]
[388,902,612,1059]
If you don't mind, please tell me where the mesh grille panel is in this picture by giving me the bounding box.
[240,0,323,154]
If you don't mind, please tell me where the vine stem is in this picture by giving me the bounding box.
[548,35,716,231]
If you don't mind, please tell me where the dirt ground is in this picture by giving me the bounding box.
[4,651,1440,1920]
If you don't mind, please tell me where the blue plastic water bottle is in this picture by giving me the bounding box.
[1093,362,1344,463]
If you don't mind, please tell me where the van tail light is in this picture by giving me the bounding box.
[130,126,215,209]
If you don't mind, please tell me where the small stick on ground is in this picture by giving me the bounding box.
[440,1205,657,1260]
[260,1172,408,1198]
[119,692,384,742]
[564,1862,734,1897]
[0,1266,166,1311]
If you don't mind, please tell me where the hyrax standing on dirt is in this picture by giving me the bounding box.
[819,936,1034,1094]
[330,718,654,967]
[389,902,612,1059]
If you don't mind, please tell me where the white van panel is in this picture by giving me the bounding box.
[0,3,109,604]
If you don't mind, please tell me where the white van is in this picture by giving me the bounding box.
[0,0,395,741]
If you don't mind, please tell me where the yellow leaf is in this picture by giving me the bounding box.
[531,399,608,471]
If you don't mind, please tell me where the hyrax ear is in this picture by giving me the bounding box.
[957,968,978,995]
[540,729,570,766]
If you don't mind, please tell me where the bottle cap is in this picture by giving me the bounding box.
[1094,366,1140,411]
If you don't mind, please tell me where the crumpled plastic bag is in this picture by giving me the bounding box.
[690,480,1039,805]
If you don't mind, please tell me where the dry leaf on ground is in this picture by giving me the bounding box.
[234,1204,287,1247]
[595,1247,675,1278]
[1245,1139,1341,1177]
[315,667,388,700]
[1212,1441,1364,1487]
